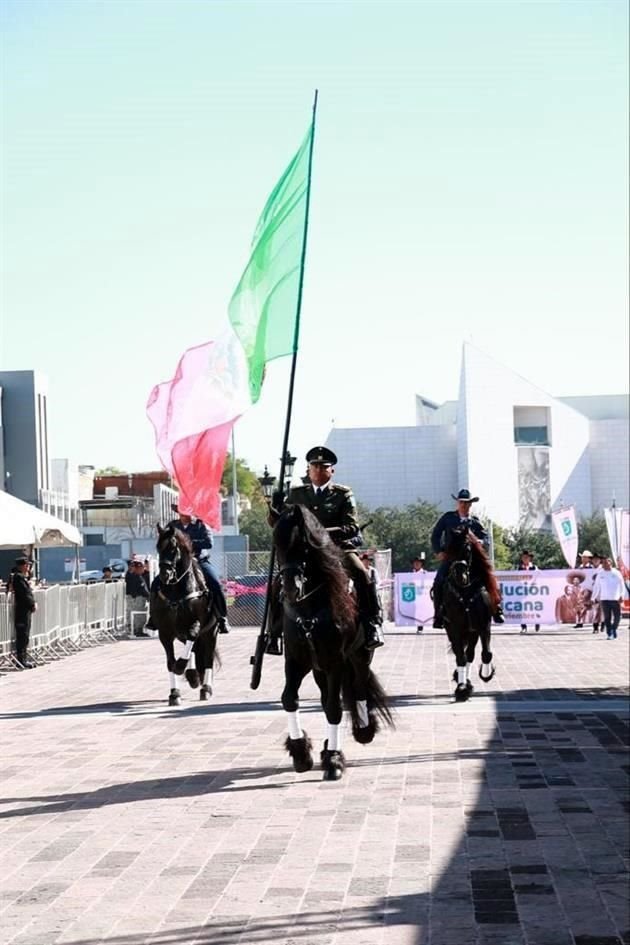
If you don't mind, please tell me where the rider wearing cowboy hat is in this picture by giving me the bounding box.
[430,489,504,628]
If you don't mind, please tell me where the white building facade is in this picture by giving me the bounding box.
[326,344,628,529]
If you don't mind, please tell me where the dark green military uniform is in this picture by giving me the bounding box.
[285,482,360,547]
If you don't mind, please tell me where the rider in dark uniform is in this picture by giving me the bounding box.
[147,505,229,634]
[12,556,37,669]
[267,446,385,652]
[431,489,504,628]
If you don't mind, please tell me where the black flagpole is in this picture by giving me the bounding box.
[250,90,319,690]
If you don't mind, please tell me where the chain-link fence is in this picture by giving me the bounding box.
[220,548,392,628]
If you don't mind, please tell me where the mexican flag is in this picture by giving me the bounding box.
[147,119,315,527]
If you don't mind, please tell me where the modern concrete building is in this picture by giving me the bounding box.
[326,344,628,528]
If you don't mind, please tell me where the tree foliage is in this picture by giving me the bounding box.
[221,456,264,505]
[360,501,441,573]
[94,466,126,476]
[502,526,566,570]
[239,503,272,551]
[576,513,611,560]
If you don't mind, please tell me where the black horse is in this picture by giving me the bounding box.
[151,524,220,707]
[442,525,498,702]
[273,504,393,781]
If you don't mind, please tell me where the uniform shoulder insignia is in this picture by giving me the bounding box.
[331,483,352,494]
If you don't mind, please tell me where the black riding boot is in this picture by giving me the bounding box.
[432,584,444,629]
[362,581,385,650]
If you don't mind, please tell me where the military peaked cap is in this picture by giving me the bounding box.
[452,489,479,503]
[14,556,31,565]
[306,446,337,466]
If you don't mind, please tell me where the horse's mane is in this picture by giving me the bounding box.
[468,533,501,609]
[275,505,357,628]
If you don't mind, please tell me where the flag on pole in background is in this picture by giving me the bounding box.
[551,505,579,568]
[604,506,630,567]
[146,122,314,527]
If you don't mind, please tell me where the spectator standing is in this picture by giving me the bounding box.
[102,566,114,582]
[586,552,603,633]
[410,555,427,633]
[592,557,625,640]
[142,559,151,592]
[516,550,540,634]
[574,550,594,627]
[125,559,151,637]
[11,556,37,669]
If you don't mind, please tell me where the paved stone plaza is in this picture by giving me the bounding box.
[1,624,628,945]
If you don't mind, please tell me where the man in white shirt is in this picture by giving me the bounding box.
[592,557,626,640]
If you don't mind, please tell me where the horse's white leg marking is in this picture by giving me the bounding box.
[169,672,180,690]
[174,639,194,663]
[202,668,213,687]
[287,711,302,740]
[480,660,494,680]
[457,666,467,686]
[466,662,473,682]
[356,700,369,727]
[327,722,342,751]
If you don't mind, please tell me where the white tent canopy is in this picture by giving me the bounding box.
[0,490,82,549]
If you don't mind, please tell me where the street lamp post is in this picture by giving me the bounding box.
[258,466,276,501]
[281,451,296,498]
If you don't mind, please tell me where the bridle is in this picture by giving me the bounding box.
[158,536,193,588]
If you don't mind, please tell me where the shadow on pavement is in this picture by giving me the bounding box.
[4,685,629,945]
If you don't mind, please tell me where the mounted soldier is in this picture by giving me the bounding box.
[146,505,229,635]
[267,446,385,653]
[431,489,504,629]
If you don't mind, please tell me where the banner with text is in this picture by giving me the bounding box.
[393,568,628,627]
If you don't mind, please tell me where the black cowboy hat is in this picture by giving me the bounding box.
[306,446,337,466]
[451,489,479,503]
[14,555,32,566]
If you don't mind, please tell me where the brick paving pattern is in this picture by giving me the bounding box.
[0,623,628,945]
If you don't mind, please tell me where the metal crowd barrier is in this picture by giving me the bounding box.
[0,581,127,671]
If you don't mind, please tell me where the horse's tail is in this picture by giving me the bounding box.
[341,656,395,732]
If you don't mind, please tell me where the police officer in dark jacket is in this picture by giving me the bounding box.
[146,505,229,633]
[431,489,504,628]
[12,556,37,669]
[268,446,384,651]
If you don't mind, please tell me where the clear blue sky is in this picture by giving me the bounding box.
[1,0,627,477]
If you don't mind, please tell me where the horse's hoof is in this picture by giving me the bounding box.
[454,684,470,702]
[199,685,212,701]
[352,716,377,744]
[320,747,345,781]
[465,680,474,694]
[185,668,200,689]
[285,734,314,773]
[168,690,181,707]
[174,658,188,674]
